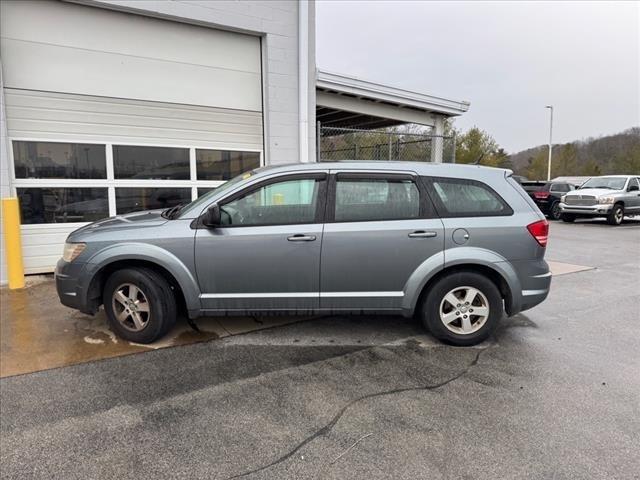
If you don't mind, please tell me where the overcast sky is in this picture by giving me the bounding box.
[316,1,639,153]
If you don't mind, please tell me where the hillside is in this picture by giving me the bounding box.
[509,127,640,178]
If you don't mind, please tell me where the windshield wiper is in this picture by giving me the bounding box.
[161,203,184,219]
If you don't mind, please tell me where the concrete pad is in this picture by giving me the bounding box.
[547,260,596,276]
[0,280,309,378]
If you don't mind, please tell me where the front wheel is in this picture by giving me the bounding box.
[561,213,576,223]
[420,272,503,346]
[103,267,177,343]
[606,204,624,225]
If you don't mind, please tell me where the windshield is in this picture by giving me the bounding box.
[580,177,627,190]
[177,170,256,218]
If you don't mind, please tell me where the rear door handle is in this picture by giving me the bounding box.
[287,234,316,242]
[408,231,438,238]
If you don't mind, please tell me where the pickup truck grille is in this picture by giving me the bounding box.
[565,195,597,206]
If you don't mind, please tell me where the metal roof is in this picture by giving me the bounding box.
[316,70,471,118]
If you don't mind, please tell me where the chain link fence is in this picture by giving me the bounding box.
[317,125,456,163]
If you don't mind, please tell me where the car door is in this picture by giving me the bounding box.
[320,171,444,312]
[625,177,640,212]
[195,172,327,312]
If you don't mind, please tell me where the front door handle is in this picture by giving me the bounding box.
[287,234,316,242]
[408,231,438,238]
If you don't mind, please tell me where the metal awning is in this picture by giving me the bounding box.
[315,70,470,129]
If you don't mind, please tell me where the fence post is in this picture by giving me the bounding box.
[388,133,392,160]
[316,121,321,161]
[452,131,457,164]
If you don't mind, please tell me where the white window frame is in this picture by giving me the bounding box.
[8,137,263,230]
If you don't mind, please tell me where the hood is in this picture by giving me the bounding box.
[71,209,168,236]
[567,188,622,197]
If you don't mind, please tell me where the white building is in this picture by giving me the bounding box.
[0,0,469,283]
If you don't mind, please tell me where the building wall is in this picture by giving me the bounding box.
[81,0,315,166]
[0,64,10,284]
[0,0,316,284]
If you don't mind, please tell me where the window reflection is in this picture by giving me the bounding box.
[115,188,192,214]
[13,142,106,179]
[17,188,108,224]
[113,146,190,180]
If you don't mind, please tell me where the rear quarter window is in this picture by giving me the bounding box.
[424,176,513,217]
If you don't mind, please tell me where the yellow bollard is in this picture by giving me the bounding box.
[2,197,25,289]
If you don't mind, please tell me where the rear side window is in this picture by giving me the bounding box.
[334,177,420,222]
[426,177,513,217]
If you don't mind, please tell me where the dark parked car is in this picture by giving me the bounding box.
[520,181,575,220]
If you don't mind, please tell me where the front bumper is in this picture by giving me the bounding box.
[559,203,613,216]
[55,259,87,311]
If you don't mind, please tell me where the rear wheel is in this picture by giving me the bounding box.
[606,204,624,225]
[561,213,576,223]
[549,201,562,220]
[103,267,176,343]
[420,271,503,346]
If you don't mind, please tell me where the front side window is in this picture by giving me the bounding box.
[13,141,106,179]
[113,145,190,180]
[429,177,512,217]
[17,187,108,224]
[334,177,420,222]
[220,177,322,226]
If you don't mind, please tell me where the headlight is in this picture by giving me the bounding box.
[560,195,566,203]
[598,196,615,204]
[62,242,86,262]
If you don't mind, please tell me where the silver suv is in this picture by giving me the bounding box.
[560,175,640,225]
[55,162,551,346]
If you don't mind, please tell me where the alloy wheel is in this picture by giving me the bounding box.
[112,283,151,332]
[439,286,490,335]
[615,207,623,224]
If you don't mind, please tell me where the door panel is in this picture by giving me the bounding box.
[320,172,444,311]
[196,224,322,311]
[195,173,326,312]
[320,219,444,311]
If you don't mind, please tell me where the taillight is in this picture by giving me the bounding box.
[533,191,550,199]
[527,220,549,247]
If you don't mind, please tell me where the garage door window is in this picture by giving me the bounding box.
[113,145,190,180]
[12,140,262,223]
[17,187,108,224]
[196,149,261,181]
[13,141,106,179]
[115,188,192,215]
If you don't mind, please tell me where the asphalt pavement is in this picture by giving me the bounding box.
[1,219,639,479]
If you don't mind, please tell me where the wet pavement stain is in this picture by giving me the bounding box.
[0,279,306,378]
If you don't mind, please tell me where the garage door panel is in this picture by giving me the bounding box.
[8,107,264,137]
[1,0,261,74]
[2,39,262,112]
[6,90,262,124]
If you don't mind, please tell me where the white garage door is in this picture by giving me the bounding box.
[0,1,264,274]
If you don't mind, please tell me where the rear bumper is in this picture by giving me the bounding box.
[560,203,612,216]
[510,259,552,314]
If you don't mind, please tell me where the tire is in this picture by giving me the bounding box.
[549,201,562,220]
[561,213,576,223]
[103,267,177,343]
[420,271,503,346]
[606,203,624,226]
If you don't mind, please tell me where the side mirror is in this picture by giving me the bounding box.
[203,204,221,227]
[628,185,639,192]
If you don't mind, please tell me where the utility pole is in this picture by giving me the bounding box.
[545,105,553,181]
